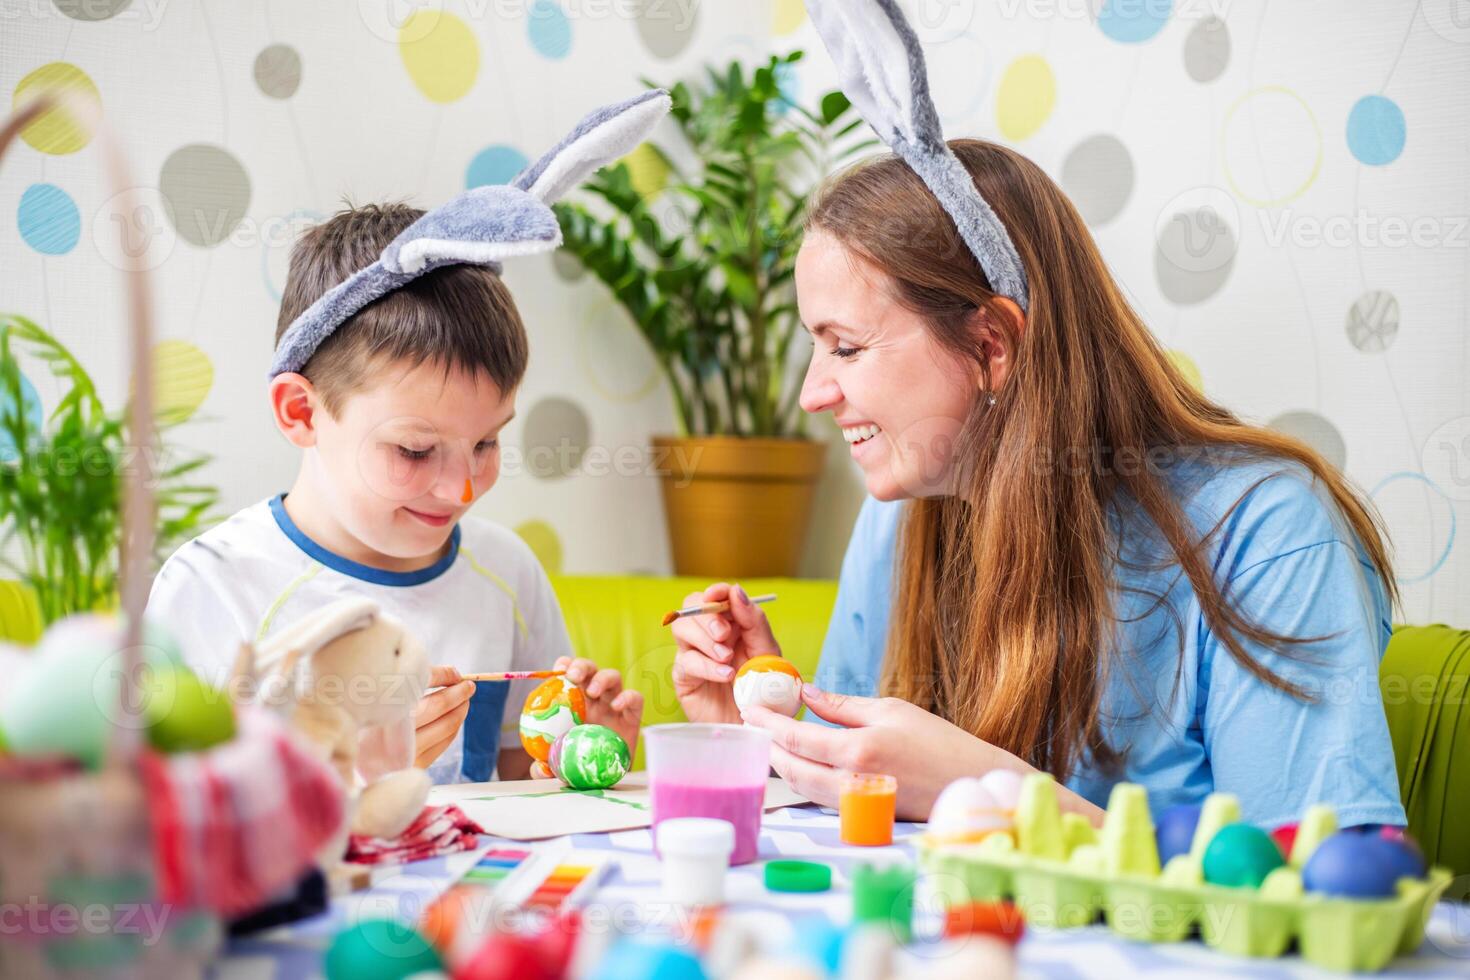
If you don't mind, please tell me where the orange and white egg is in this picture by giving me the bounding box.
[519,675,586,764]
[732,655,803,717]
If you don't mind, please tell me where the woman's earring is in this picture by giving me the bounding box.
[982,390,997,408]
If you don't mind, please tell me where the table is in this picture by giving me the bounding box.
[222,802,1470,979]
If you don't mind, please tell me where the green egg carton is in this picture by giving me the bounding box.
[917,775,1452,972]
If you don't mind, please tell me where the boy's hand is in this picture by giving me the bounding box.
[414,665,475,769]
[554,656,644,760]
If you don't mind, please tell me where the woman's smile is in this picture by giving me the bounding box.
[840,422,882,447]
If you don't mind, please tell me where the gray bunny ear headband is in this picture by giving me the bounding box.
[804,0,1029,311]
[269,89,672,378]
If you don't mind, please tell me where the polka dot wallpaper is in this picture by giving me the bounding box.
[2,2,1466,626]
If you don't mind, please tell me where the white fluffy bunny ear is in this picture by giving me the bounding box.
[254,596,380,677]
[804,0,1030,310]
[513,88,672,204]
[804,0,943,148]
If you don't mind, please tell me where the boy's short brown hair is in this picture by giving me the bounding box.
[275,202,528,415]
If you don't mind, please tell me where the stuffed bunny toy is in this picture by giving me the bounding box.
[803,0,1030,312]
[234,597,432,865]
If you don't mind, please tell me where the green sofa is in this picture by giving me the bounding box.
[550,575,1469,878]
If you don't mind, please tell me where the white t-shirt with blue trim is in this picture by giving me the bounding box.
[146,494,572,784]
[815,454,1408,829]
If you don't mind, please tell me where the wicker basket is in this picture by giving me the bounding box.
[0,767,221,978]
[0,92,218,979]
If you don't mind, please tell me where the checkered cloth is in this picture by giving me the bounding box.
[346,804,485,866]
[139,706,346,917]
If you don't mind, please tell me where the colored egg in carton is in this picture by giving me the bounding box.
[916,774,1451,973]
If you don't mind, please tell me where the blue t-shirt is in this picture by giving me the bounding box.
[814,454,1406,828]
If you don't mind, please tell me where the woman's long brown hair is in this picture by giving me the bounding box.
[805,139,1397,780]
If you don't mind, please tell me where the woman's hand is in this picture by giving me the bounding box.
[414,665,475,769]
[741,686,1104,824]
[670,583,782,725]
[555,656,644,759]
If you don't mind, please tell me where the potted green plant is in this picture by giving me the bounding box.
[0,313,219,630]
[554,52,870,577]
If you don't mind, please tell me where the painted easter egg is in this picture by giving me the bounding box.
[325,918,442,980]
[927,777,1012,844]
[144,665,236,753]
[519,675,586,764]
[1202,823,1285,889]
[1270,822,1299,861]
[0,614,187,769]
[733,655,802,717]
[419,883,490,966]
[1155,804,1203,864]
[1376,833,1428,882]
[458,932,551,980]
[590,939,707,980]
[1302,830,1426,898]
[549,723,630,790]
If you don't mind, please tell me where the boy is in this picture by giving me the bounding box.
[147,201,641,783]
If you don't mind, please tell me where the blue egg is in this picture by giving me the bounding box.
[1303,831,1423,899]
[1154,803,1202,864]
[1097,0,1173,44]
[1377,835,1427,882]
[466,144,530,189]
[0,370,43,463]
[791,919,846,974]
[17,183,81,255]
[1347,95,1406,166]
[589,938,706,980]
[773,60,800,118]
[527,0,571,59]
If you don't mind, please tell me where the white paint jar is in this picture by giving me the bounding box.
[656,817,735,907]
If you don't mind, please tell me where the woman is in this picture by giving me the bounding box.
[670,136,1406,829]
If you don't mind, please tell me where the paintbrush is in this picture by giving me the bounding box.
[460,669,567,682]
[661,593,777,626]
[426,668,568,693]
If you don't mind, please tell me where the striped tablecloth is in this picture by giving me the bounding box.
[220,802,1470,979]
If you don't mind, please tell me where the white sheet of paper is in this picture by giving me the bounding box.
[428,772,807,841]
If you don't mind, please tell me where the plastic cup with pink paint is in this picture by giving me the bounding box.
[645,723,771,866]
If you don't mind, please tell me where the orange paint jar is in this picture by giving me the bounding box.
[840,773,898,846]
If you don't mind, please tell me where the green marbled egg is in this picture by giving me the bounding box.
[548,723,630,790]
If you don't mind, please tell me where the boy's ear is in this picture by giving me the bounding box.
[269,372,319,448]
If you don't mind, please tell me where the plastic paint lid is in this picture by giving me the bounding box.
[657,818,735,858]
[764,860,832,893]
[944,901,1026,944]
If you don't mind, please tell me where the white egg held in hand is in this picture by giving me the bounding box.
[732,655,803,717]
